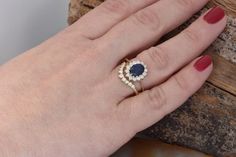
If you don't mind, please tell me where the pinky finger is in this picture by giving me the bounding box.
[119,55,213,133]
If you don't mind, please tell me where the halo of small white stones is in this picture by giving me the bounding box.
[118,60,148,91]
[125,61,148,82]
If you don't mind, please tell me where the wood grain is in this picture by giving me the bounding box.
[209,52,236,95]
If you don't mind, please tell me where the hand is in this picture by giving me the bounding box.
[0,0,226,156]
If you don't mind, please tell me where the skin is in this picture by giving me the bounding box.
[0,0,226,156]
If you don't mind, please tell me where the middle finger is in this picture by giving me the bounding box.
[96,0,209,69]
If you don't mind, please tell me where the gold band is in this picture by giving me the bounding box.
[131,84,139,95]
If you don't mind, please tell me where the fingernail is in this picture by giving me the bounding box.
[204,7,225,24]
[194,55,212,72]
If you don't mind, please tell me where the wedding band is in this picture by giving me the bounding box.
[118,59,148,95]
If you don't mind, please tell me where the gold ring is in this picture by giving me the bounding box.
[118,59,148,95]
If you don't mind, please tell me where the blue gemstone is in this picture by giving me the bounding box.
[129,64,145,77]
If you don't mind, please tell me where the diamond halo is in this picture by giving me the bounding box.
[125,60,148,82]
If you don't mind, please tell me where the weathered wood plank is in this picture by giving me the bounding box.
[208,52,236,95]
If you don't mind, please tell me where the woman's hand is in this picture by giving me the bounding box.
[0,0,226,156]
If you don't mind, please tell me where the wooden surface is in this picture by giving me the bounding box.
[112,138,211,157]
[68,0,236,156]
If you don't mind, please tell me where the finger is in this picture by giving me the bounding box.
[97,0,209,67]
[118,55,213,133]
[108,7,226,99]
[70,0,159,39]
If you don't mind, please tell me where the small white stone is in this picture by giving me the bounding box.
[119,74,123,78]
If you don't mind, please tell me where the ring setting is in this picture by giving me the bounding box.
[119,59,148,94]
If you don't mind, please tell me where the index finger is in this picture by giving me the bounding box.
[70,0,159,39]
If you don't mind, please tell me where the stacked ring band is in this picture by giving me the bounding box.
[118,59,148,95]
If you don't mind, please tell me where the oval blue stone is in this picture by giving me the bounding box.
[129,64,145,77]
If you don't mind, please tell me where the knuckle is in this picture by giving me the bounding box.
[132,9,161,31]
[176,0,193,8]
[173,75,189,91]
[147,87,167,111]
[102,0,130,15]
[182,29,199,43]
[148,47,169,69]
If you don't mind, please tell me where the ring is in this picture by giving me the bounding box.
[118,59,148,95]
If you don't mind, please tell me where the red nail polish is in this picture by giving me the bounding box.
[204,7,225,24]
[194,55,212,72]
